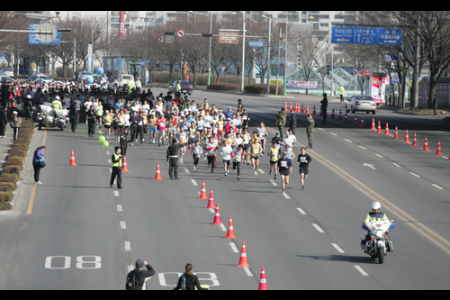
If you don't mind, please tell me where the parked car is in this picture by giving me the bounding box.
[345,95,377,114]
[76,72,93,82]
[0,76,14,83]
[0,68,14,77]
[26,74,53,83]
[168,80,193,95]
[117,74,134,86]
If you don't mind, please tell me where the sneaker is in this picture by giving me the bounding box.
[110,185,113,188]
[274,175,277,180]
[214,163,217,167]
[118,186,123,189]
[269,170,272,175]
[243,160,247,164]
[224,172,227,176]
[211,168,214,173]
[237,176,240,180]
[254,171,257,175]
[302,185,305,190]
[36,181,42,185]
[162,141,164,146]
[247,162,250,165]
[158,143,161,146]
[282,189,285,194]
[130,143,134,146]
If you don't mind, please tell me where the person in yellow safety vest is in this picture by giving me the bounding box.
[176,81,181,93]
[339,85,345,103]
[95,101,103,128]
[110,146,123,189]
[127,79,135,95]
[135,78,142,94]
[52,95,63,110]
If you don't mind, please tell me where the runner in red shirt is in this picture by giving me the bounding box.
[156,115,167,146]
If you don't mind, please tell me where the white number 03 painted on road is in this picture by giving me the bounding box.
[45,256,102,269]
[158,272,219,287]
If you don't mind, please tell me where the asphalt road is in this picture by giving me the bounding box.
[0,89,449,289]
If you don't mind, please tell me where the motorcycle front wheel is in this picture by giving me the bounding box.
[377,248,385,264]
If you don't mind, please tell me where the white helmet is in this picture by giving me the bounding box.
[372,202,381,211]
[55,95,60,100]
[26,95,32,99]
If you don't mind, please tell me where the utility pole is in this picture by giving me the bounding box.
[241,14,246,92]
[276,28,282,96]
[412,15,420,109]
[266,16,271,94]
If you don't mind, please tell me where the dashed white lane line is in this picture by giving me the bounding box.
[393,163,401,168]
[410,172,420,178]
[191,179,198,186]
[330,132,337,136]
[185,168,190,174]
[124,241,131,251]
[331,243,346,254]
[106,151,110,155]
[219,224,227,232]
[297,208,306,215]
[312,224,325,233]
[230,243,239,253]
[354,265,369,277]
[258,169,265,174]
[120,221,127,230]
[270,180,277,186]
[344,139,353,143]
[318,128,324,131]
[243,267,253,277]
[107,159,111,164]
[114,191,119,197]
[443,156,448,159]
[117,205,123,212]
[359,146,367,150]
[282,193,291,199]
[432,184,443,190]
[375,154,383,158]
[209,208,215,213]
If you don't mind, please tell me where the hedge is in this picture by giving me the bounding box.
[244,84,283,95]
[0,174,19,183]
[8,150,27,158]
[0,192,13,202]
[207,83,242,92]
[11,144,29,152]
[0,201,12,211]
[2,165,22,174]
[0,182,17,191]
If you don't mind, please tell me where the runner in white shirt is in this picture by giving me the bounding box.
[283,130,297,152]
[142,101,150,115]
[256,122,268,155]
[203,112,213,137]
[233,132,243,151]
[220,140,233,176]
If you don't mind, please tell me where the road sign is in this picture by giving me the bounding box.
[332,26,402,45]
[249,41,264,47]
[331,27,354,44]
[140,61,145,67]
[157,35,165,44]
[166,35,174,44]
[219,31,239,44]
[183,65,190,72]
[202,33,213,38]
[29,24,60,45]
[355,27,378,45]
[385,55,399,62]
[176,29,186,38]
[378,28,403,46]
[220,66,226,72]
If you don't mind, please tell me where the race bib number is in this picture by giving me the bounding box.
[300,157,306,163]
[272,153,278,160]
[151,124,156,128]
[235,155,241,161]
[243,138,249,144]
[138,121,143,126]
[259,133,265,138]
[281,161,287,168]
[242,116,247,120]
[252,148,259,155]
[218,126,223,130]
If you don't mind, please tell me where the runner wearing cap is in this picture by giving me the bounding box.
[278,151,293,194]
[232,144,244,180]
[188,121,198,152]
[216,115,225,141]
[256,122,267,155]
[156,114,166,146]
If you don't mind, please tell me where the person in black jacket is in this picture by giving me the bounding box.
[69,102,78,132]
[129,111,141,146]
[174,264,209,290]
[119,128,129,157]
[87,105,96,137]
[126,259,155,290]
[24,95,33,121]
[320,93,328,122]
[289,109,297,135]
[0,105,7,138]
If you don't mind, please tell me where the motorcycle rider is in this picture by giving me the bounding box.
[24,95,33,121]
[52,95,63,116]
[361,202,390,248]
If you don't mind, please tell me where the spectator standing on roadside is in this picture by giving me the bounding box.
[289,109,297,135]
[276,108,287,136]
[433,95,438,115]
[0,106,7,138]
[320,93,328,122]
[32,146,46,185]
[339,85,345,102]
[12,111,21,141]
[306,114,315,149]
[174,264,209,290]
[126,259,155,290]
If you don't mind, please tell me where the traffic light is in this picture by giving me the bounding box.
[202,33,213,38]
[326,66,331,75]
[164,32,175,36]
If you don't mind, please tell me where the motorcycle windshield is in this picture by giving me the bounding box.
[364,220,392,233]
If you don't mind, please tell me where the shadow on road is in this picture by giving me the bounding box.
[296,254,374,264]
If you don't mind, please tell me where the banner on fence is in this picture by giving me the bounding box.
[286,81,318,89]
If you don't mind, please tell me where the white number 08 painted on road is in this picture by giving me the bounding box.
[45,256,102,269]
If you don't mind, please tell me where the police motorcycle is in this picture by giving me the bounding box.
[37,103,68,131]
[361,219,395,264]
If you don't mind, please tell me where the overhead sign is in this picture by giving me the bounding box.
[332,27,402,45]
[176,29,186,38]
[29,24,60,45]
[286,81,317,90]
[385,55,399,61]
[249,41,264,47]
[219,30,239,44]
[157,35,165,43]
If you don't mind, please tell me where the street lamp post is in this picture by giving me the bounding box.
[73,15,77,79]
[188,11,213,85]
[266,16,271,94]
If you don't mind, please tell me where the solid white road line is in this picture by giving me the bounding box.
[432,184,443,190]
[410,172,420,178]
[230,243,239,253]
[124,241,131,251]
[282,193,291,199]
[297,207,306,215]
[114,191,119,197]
[191,179,198,186]
[219,224,227,232]
[393,163,401,168]
[345,139,353,143]
[330,132,337,136]
[354,265,369,277]
[120,221,127,230]
[312,224,325,233]
[258,169,265,174]
[331,243,345,254]
[185,168,190,174]
[243,267,253,277]
[209,208,215,214]
[443,156,448,159]
[375,154,383,158]
[359,146,367,150]
[117,205,122,212]
[318,128,324,131]
[270,180,277,186]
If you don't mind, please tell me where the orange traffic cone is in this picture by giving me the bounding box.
[305,105,310,114]
[344,113,348,123]
[69,150,78,166]
[296,103,300,113]
[331,108,335,119]
[284,101,287,111]
[436,141,442,155]
[122,155,130,172]
[237,242,250,267]
[289,102,292,111]
[384,123,390,135]
[423,137,429,151]
[354,114,358,125]
[370,118,376,130]
[225,216,237,239]
[258,267,268,290]
[393,126,399,139]
[338,110,343,121]
[212,204,222,225]
[412,133,418,146]
[199,181,208,199]
[301,103,304,113]
[313,105,316,115]
[360,115,365,127]
[206,190,215,209]
[404,130,410,143]
[377,121,382,133]
[153,163,162,179]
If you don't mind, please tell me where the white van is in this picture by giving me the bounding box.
[117,74,134,86]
